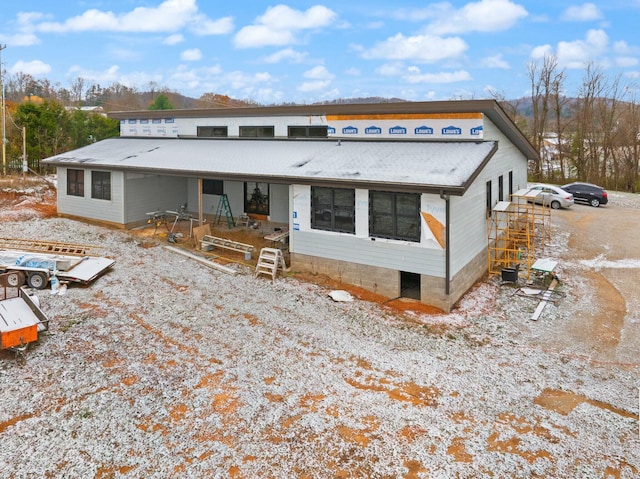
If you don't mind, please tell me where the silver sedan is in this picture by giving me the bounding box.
[528,184,574,209]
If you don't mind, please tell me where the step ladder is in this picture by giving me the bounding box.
[214,194,235,229]
[255,247,287,282]
[0,237,101,257]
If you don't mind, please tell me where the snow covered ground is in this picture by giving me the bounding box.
[0,182,638,478]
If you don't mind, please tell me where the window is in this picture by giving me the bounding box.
[245,182,269,215]
[240,126,275,137]
[508,171,513,198]
[369,191,420,242]
[203,179,224,195]
[498,175,504,201]
[288,126,328,138]
[91,171,111,201]
[197,126,228,137]
[67,169,84,197]
[486,180,492,216]
[311,187,355,234]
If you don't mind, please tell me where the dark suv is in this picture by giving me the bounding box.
[561,182,608,207]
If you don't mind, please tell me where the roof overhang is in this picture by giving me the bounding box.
[43,137,500,196]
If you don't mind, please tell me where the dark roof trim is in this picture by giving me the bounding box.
[50,162,468,196]
[460,141,500,191]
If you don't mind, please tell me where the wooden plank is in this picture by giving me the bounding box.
[192,224,212,247]
[531,278,558,321]
[164,246,236,275]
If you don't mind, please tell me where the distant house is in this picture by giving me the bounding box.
[64,106,107,116]
[42,100,537,312]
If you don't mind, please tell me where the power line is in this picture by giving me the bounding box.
[1,43,7,175]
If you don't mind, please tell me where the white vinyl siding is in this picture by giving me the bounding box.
[57,167,125,224]
[123,174,188,224]
[291,184,446,277]
[448,118,529,277]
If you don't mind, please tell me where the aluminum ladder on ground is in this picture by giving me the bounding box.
[0,238,101,257]
[214,194,235,229]
[254,247,287,282]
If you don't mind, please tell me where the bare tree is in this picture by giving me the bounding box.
[527,55,565,181]
[70,77,86,107]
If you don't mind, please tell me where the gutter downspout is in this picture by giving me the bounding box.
[440,190,451,295]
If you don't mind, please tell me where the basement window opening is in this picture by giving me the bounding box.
[400,271,421,300]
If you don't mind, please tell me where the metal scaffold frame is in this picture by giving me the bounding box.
[487,188,551,280]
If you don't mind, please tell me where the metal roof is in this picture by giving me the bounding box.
[43,137,499,195]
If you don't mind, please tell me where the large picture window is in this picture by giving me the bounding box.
[369,191,420,242]
[91,171,111,201]
[311,187,355,234]
[245,182,269,215]
[67,169,84,197]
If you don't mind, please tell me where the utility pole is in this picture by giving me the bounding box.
[1,44,6,176]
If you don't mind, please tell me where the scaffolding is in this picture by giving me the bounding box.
[487,188,551,280]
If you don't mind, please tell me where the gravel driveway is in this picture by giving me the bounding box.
[0,184,638,478]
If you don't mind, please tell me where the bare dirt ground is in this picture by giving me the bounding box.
[0,176,638,479]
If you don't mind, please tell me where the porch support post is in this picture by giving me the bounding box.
[198,178,203,225]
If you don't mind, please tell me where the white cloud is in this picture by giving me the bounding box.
[257,4,336,30]
[181,48,202,61]
[164,34,185,45]
[403,69,472,84]
[376,63,406,76]
[298,80,332,92]
[556,29,609,69]
[303,66,334,80]
[234,5,337,48]
[234,25,295,48]
[36,0,198,33]
[262,48,308,64]
[561,3,603,22]
[33,0,231,35]
[189,15,234,35]
[531,44,554,59]
[615,57,638,68]
[425,0,528,35]
[345,67,361,76]
[362,33,467,63]
[0,32,40,47]
[10,60,51,75]
[481,54,510,69]
[530,29,612,69]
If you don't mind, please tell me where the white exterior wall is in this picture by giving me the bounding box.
[290,184,446,276]
[120,114,484,141]
[121,116,328,138]
[57,167,125,224]
[448,118,529,277]
[123,173,188,225]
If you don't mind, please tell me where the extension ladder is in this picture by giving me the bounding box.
[0,238,101,257]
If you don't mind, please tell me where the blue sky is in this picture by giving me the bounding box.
[1,0,639,104]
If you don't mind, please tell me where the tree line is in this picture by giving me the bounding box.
[495,57,640,192]
[1,65,639,192]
